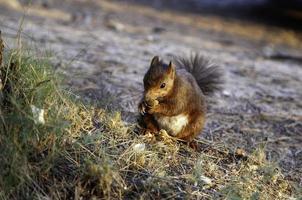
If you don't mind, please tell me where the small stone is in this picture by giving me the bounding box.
[222,90,231,97]
[152,26,166,33]
[235,148,246,157]
[133,143,146,153]
[199,175,212,185]
[146,35,155,42]
[30,105,45,125]
[106,20,125,31]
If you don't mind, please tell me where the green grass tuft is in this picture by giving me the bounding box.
[0,48,99,199]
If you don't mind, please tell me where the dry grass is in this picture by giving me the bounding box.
[0,36,300,200]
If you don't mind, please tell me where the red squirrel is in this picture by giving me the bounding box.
[138,54,222,141]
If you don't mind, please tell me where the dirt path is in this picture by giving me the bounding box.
[1,0,301,185]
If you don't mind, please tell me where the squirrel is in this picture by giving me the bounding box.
[138,54,222,142]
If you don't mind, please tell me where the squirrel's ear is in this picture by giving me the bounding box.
[167,61,175,77]
[150,56,160,67]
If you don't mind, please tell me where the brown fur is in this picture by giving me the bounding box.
[139,54,221,141]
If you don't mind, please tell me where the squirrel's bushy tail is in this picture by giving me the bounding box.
[174,54,223,95]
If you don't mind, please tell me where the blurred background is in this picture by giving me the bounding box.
[122,0,302,28]
[0,0,302,185]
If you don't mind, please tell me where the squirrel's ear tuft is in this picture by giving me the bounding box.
[150,56,160,67]
[167,61,175,77]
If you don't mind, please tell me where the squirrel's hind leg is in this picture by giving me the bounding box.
[140,113,160,134]
[176,113,205,141]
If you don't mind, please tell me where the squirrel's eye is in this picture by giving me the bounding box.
[160,83,166,88]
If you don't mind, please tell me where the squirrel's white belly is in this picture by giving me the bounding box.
[155,114,188,136]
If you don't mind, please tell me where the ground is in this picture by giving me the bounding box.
[0,0,301,194]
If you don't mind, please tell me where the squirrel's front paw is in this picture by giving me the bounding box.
[146,99,159,114]
[138,101,148,115]
[147,99,159,107]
